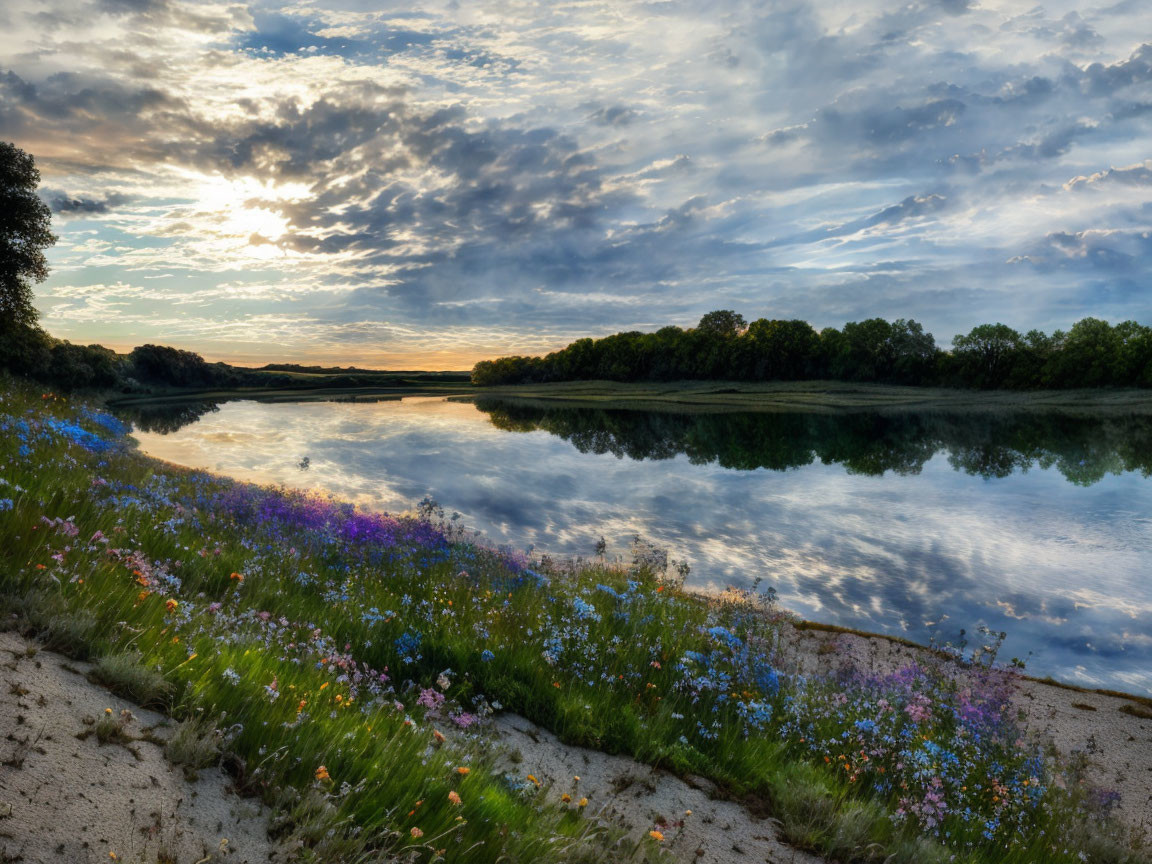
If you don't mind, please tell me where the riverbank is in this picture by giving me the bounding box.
[459,380,1152,414]
[4,615,1146,863]
[0,381,1145,863]
[104,378,1152,418]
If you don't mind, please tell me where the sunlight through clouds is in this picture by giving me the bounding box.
[2,0,1150,365]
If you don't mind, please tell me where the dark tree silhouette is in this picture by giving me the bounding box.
[696,309,747,338]
[473,311,1152,390]
[0,142,56,330]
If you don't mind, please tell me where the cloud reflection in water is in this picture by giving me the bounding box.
[127,397,1152,695]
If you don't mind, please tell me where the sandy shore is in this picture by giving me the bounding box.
[0,631,280,864]
[1,621,1147,863]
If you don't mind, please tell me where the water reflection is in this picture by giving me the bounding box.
[475,399,1152,485]
[117,399,221,434]
[120,397,1152,695]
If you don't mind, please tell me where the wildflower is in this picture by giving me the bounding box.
[165,598,178,613]
[578,797,588,808]
[448,790,462,805]
[684,810,692,816]
[526,774,540,786]
[315,765,330,782]
[561,793,571,803]
[456,766,470,775]
[230,571,243,581]
[649,830,664,841]
[432,730,445,743]
[410,827,423,839]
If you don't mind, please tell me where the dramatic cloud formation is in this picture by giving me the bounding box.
[2,0,1150,366]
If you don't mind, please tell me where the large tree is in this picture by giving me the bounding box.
[0,142,56,330]
[696,309,747,338]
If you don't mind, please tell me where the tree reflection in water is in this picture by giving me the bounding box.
[474,398,1152,486]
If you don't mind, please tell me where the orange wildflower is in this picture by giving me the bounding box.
[165,599,178,613]
[447,790,462,806]
[578,797,588,808]
[230,571,243,581]
[432,730,445,743]
[456,766,470,775]
[315,765,330,782]
[649,831,664,842]
[410,827,423,838]
[560,793,572,803]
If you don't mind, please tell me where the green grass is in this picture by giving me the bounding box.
[456,379,1152,414]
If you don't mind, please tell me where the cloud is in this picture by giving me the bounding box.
[44,190,132,214]
[1065,160,1152,190]
[0,0,1149,362]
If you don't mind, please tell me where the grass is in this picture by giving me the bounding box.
[456,379,1152,414]
[164,716,221,780]
[90,652,173,709]
[0,378,1144,863]
[1118,703,1152,720]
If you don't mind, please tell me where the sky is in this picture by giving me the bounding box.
[2,0,1151,369]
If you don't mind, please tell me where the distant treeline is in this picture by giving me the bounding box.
[0,325,257,391]
[0,322,466,393]
[471,311,1152,390]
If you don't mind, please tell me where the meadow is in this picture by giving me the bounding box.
[0,378,1142,864]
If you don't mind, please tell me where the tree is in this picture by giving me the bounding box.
[745,318,819,379]
[837,318,896,381]
[889,319,939,384]
[696,310,747,338]
[0,142,56,330]
[952,323,1022,388]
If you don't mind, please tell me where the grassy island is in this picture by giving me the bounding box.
[0,378,1143,864]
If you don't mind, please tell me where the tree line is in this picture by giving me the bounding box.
[471,310,1152,390]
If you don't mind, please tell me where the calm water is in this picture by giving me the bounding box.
[123,397,1152,695]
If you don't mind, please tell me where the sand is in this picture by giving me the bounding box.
[0,631,280,864]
